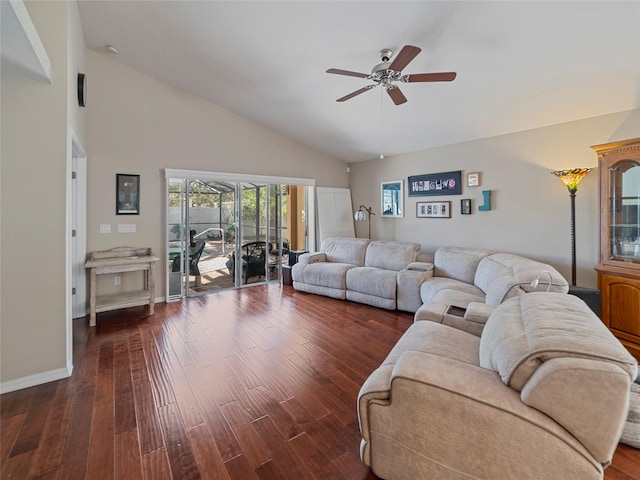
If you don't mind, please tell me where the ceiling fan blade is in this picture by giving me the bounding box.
[389,45,421,72]
[386,86,407,105]
[336,85,375,102]
[326,68,370,79]
[407,72,457,83]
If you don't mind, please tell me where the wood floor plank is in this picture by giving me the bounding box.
[223,454,261,480]
[187,424,231,480]
[288,432,347,480]
[1,413,26,466]
[1,285,637,480]
[95,339,115,405]
[55,385,94,479]
[141,447,173,480]
[157,402,202,480]
[9,382,58,457]
[252,415,316,479]
[132,379,165,455]
[115,427,143,480]
[161,350,205,431]
[1,449,35,479]
[86,401,115,480]
[219,400,272,467]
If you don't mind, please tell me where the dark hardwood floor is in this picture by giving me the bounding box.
[1,284,639,479]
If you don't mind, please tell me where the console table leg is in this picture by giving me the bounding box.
[148,262,155,316]
[89,268,97,327]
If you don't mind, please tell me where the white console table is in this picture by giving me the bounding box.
[85,247,160,327]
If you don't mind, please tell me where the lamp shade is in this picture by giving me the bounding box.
[551,168,593,193]
[354,210,365,221]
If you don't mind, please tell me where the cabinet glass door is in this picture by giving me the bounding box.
[609,160,640,263]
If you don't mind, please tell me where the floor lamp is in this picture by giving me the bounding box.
[551,168,593,286]
[354,205,374,239]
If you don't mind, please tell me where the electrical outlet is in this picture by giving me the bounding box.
[100,224,111,234]
[118,224,136,233]
[114,276,121,286]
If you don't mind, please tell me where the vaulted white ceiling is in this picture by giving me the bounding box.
[78,1,640,162]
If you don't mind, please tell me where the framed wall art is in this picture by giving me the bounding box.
[381,180,403,217]
[467,172,480,187]
[116,173,140,215]
[461,198,472,215]
[408,170,462,196]
[417,201,451,218]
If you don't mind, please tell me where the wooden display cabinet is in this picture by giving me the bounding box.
[592,138,640,360]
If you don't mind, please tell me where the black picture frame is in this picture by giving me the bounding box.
[408,170,462,196]
[116,174,140,215]
[461,198,472,215]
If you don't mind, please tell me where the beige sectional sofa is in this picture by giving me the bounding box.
[414,246,569,335]
[292,237,421,311]
[292,239,569,324]
[358,292,638,480]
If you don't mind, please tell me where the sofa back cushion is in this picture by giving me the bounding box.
[365,241,421,271]
[321,237,371,266]
[474,254,569,305]
[479,292,638,465]
[433,247,494,284]
[479,292,637,391]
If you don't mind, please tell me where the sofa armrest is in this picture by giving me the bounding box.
[397,267,433,313]
[521,357,633,465]
[463,302,497,326]
[359,351,598,477]
[405,261,434,273]
[298,252,326,265]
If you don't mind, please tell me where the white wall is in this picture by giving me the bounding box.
[1,0,86,387]
[349,109,640,289]
[85,49,348,295]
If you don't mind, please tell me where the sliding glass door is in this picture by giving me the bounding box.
[166,170,313,300]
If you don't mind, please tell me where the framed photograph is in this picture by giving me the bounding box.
[417,201,451,218]
[381,180,403,218]
[408,170,462,196]
[116,173,140,215]
[467,172,480,187]
[461,198,472,215]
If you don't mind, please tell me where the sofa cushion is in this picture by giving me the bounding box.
[434,247,494,284]
[322,237,370,266]
[346,267,397,299]
[475,254,569,305]
[364,241,420,271]
[420,277,485,304]
[479,292,638,391]
[293,262,356,290]
[382,321,481,368]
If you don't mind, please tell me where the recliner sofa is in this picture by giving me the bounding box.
[292,239,569,322]
[358,292,638,480]
[291,237,421,311]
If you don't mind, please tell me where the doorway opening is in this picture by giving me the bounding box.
[165,170,314,299]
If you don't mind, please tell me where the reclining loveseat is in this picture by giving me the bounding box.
[358,292,638,480]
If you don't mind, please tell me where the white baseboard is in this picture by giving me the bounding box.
[0,364,73,394]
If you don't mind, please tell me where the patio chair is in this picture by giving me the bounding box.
[172,239,206,286]
[225,241,272,284]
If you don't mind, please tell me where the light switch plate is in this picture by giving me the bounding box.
[99,224,111,234]
[118,224,136,233]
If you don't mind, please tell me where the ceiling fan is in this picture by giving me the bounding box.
[326,45,457,105]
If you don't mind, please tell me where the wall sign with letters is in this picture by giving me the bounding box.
[408,170,462,197]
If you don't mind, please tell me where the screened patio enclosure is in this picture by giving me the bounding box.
[165,170,314,299]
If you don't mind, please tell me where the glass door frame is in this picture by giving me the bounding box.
[165,169,316,300]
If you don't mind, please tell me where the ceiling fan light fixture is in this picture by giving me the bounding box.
[326,45,458,106]
[379,49,393,62]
